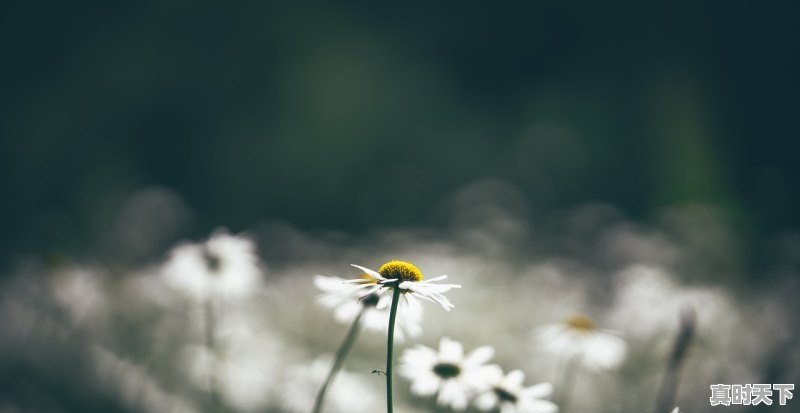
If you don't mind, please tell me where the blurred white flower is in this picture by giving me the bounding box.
[50,266,109,327]
[278,357,380,413]
[474,370,558,413]
[609,265,735,338]
[532,314,626,372]
[314,274,422,340]
[348,260,461,311]
[670,407,681,413]
[161,228,262,300]
[399,337,501,410]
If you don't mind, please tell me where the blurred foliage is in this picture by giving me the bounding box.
[1,0,799,274]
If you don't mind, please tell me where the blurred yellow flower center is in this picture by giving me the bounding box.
[378,260,423,282]
[359,273,378,284]
[565,314,596,331]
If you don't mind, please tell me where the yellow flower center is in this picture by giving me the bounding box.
[378,260,423,282]
[564,314,596,332]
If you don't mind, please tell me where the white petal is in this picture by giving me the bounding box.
[422,275,448,283]
[356,284,382,298]
[410,374,441,396]
[437,380,469,410]
[400,345,438,369]
[474,392,499,411]
[333,301,361,323]
[342,278,370,284]
[350,264,385,280]
[463,364,504,392]
[583,332,627,370]
[398,281,418,291]
[464,346,495,366]
[439,337,464,361]
[522,383,553,399]
[504,370,525,388]
[313,275,348,292]
[428,292,455,311]
[375,293,393,310]
[404,293,422,308]
[406,289,438,305]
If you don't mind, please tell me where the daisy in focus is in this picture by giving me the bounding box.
[399,337,501,410]
[474,370,558,413]
[161,228,263,300]
[314,274,423,340]
[347,260,461,311]
[532,314,627,372]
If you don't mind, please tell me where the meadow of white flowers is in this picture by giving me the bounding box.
[0,182,797,413]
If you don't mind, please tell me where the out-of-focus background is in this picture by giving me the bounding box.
[1,1,798,413]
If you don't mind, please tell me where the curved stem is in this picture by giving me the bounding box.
[311,307,366,413]
[385,288,401,413]
[654,308,696,413]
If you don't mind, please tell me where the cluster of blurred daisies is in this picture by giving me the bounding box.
[400,337,559,413]
[1,200,797,413]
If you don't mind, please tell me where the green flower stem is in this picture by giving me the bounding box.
[311,306,366,413]
[557,354,581,413]
[654,307,696,413]
[204,296,226,413]
[385,287,402,413]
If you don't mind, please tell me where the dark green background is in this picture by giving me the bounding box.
[2,1,798,268]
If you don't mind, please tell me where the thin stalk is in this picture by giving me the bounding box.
[654,307,696,413]
[385,287,402,413]
[557,354,582,413]
[311,307,366,413]
[204,295,226,413]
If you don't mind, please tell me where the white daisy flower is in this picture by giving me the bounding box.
[314,274,423,340]
[346,260,461,311]
[399,337,501,410]
[278,357,381,413]
[161,228,262,300]
[474,370,558,413]
[532,314,626,372]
